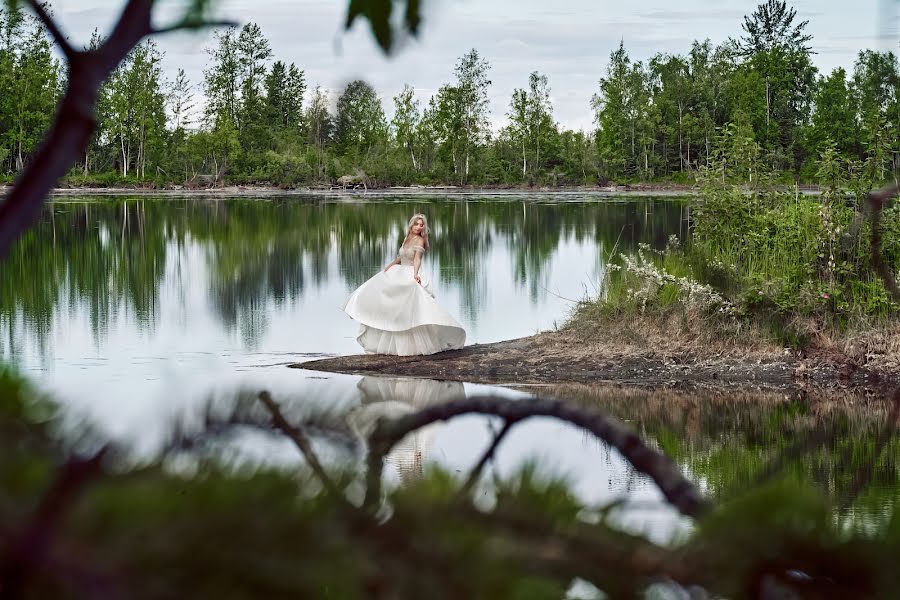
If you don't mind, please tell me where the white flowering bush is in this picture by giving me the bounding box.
[613,247,738,316]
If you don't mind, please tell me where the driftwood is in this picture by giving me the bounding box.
[336,173,369,190]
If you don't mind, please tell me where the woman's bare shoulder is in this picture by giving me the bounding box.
[403,239,426,252]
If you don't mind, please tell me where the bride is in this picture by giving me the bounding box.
[342,214,466,356]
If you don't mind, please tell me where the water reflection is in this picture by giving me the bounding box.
[0,195,687,358]
[543,383,900,525]
[150,375,898,536]
[349,376,467,481]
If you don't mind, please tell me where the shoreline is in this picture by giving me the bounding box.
[294,331,899,399]
[31,183,698,198]
[0,181,829,200]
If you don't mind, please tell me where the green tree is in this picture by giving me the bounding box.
[235,22,273,164]
[334,79,387,156]
[430,83,464,178]
[734,0,817,172]
[391,84,421,173]
[414,94,440,175]
[592,42,652,179]
[806,67,857,158]
[264,60,305,152]
[167,68,195,182]
[0,6,60,173]
[505,72,556,180]
[852,50,899,178]
[527,71,554,174]
[203,26,240,129]
[305,85,332,149]
[506,87,529,177]
[453,49,491,183]
[106,40,166,178]
[734,0,812,57]
[649,53,692,173]
[304,85,332,180]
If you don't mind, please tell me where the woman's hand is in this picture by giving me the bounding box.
[414,274,421,284]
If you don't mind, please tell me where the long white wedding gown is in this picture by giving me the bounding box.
[342,244,466,355]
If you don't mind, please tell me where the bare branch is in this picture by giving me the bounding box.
[459,419,514,498]
[364,395,710,518]
[25,0,76,59]
[257,391,346,501]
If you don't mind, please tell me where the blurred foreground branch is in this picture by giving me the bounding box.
[868,183,900,302]
[364,394,710,517]
[0,447,110,597]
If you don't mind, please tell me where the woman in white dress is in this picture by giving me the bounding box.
[342,214,466,356]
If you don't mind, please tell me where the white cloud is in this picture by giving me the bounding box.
[47,0,889,132]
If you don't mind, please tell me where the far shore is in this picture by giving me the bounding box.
[21,182,698,198]
[2,181,824,199]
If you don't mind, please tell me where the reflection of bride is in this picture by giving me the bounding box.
[347,376,466,481]
[342,214,466,356]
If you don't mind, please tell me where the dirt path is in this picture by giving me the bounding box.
[295,331,897,396]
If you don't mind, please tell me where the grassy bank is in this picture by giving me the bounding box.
[569,169,900,365]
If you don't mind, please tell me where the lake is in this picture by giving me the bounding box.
[1,193,895,539]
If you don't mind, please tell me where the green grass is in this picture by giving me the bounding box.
[572,183,900,349]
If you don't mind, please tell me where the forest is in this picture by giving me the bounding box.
[0,1,898,188]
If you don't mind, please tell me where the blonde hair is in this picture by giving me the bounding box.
[405,213,430,250]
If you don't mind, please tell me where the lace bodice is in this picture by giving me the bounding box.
[398,244,425,266]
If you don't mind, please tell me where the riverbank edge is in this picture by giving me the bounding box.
[293,331,899,399]
[16,183,698,198]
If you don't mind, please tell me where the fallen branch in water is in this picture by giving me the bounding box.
[364,394,710,518]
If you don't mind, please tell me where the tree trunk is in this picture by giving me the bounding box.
[678,103,684,171]
[408,143,419,172]
[120,135,128,177]
[464,147,470,184]
[522,139,526,178]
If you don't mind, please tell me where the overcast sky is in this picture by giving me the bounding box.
[48,0,898,131]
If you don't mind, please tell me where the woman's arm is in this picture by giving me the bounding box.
[383,256,400,272]
[413,250,422,283]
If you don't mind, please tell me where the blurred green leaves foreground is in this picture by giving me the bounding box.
[3,367,900,598]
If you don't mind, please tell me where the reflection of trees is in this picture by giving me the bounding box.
[547,383,900,522]
[0,201,167,356]
[0,196,688,350]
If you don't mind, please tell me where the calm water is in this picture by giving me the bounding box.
[1,194,896,535]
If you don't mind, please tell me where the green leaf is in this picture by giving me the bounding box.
[345,0,423,53]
